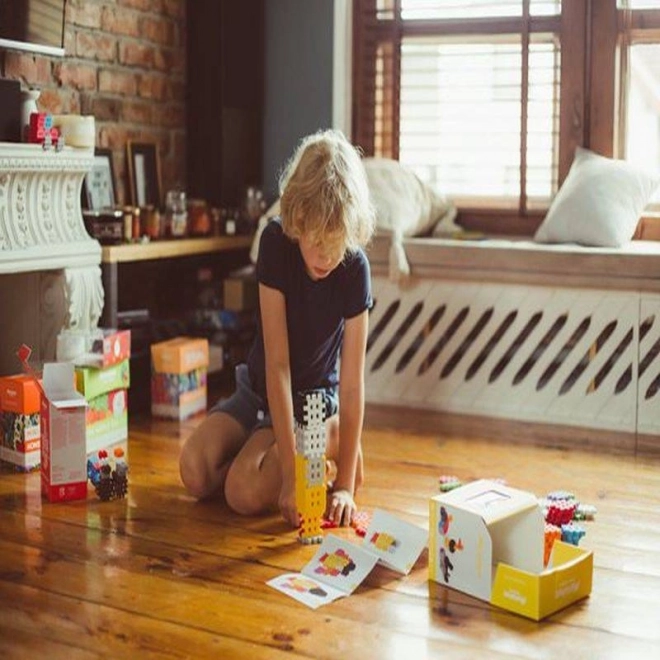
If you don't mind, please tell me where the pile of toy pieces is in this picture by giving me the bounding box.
[438,476,597,567]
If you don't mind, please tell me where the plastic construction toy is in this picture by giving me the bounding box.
[28,112,64,151]
[561,521,586,546]
[294,390,327,545]
[86,447,129,501]
[438,475,463,492]
[544,523,562,567]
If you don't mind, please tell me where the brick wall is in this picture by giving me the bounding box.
[0,0,186,206]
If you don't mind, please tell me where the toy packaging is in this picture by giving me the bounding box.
[429,479,593,621]
[76,363,130,501]
[75,359,131,401]
[151,337,209,420]
[60,328,131,369]
[40,362,88,502]
[0,374,41,471]
[268,509,427,609]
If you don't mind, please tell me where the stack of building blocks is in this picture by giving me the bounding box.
[151,337,209,420]
[0,374,41,471]
[75,337,131,501]
[28,112,62,148]
[294,390,327,545]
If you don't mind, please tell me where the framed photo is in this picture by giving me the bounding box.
[127,140,162,208]
[82,148,116,210]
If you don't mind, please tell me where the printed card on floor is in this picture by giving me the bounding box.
[267,534,380,609]
[361,508,427,574]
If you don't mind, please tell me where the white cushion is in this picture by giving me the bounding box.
[364,158,458,281]
[534,147,659,248]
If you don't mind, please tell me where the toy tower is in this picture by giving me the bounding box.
[294,389,327,544]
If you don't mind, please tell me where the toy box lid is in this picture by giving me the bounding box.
[42,363,87,409]
[0,374,42,414]
[75,359,130,400]
[151,337,209,374]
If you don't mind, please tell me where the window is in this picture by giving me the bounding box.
[352,0,660,238]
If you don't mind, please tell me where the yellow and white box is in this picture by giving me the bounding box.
[429,479,592,620]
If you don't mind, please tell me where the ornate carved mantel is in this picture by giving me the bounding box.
[0,142,103,374]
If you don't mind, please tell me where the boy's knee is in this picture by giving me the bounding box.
[224,465,260,515]
[179,449,210,499]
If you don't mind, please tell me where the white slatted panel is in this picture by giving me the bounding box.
[638,295,660,435]
[366,274,641,432]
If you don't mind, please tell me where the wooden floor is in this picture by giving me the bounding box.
[1,403,660,659]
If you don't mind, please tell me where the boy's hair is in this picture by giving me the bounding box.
[279,129,376,255]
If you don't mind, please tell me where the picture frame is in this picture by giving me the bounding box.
[82,148,117,210]
[126,140,162,208]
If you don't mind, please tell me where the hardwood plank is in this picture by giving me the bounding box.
[2,404,660,658]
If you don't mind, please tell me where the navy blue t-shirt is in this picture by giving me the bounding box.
[246,218,372,403]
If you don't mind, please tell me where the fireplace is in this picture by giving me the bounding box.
[0,142,103,375]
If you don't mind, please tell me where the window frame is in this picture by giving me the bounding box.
[351,0,660,239]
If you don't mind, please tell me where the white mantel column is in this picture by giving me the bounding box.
[0,142,103,374]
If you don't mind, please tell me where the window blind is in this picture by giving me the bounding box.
[353,0,562,212]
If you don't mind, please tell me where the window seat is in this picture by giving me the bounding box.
[364,235,660,456]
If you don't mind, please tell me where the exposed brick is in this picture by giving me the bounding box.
[119,42,155,69]
[162,0,185,21]
[122,99,153,125]
[152,103,185,129]
[54,62,98,91]
[140,16,175,46]
[99,69,138,96]
[102,5,141,38]
[81,95,123,122]
[154,47,185,74]
[3,53,52,87]
[76,32,117,62]
[119,0,162,12]
[138,74,169,101]
[68,1,103,29]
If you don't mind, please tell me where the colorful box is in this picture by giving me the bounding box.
[429,479,593,620]
[0,412,40,471]
[62,328,131,369]
[0,374,42,471]
[40,362,88,503]
[75,359,130,400]
[86,388,129,455]
[151,337,209,420]
[0,374,42,414]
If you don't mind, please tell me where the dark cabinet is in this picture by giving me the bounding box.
[186,1,264,208]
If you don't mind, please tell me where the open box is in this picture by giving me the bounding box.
[429,479,593,620]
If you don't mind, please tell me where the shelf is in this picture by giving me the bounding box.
[101,235,253,264]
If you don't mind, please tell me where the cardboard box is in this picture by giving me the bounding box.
[40,363,88,503]
[0,374,41,471]
[429,479,592,620]
[86,388,128,455]
[223,271,258,311]
[0,412,40,471]
[70,328,131,369]
[0,374,41,414]
[151,337,209,374]
[75,359,130,400]
[151,337,209,420]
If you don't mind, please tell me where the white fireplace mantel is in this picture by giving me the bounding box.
[0,142,104,374]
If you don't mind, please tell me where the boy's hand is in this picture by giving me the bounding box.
[278,478,299,528]
[327,489,356,526]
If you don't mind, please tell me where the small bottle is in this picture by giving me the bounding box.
[132,207,141,239]
[123,206,133,242]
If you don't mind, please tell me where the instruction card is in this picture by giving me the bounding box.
[267,509,427,609]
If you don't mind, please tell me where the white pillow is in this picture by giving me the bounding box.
[534,147,659,247]
[363,158,458,281]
